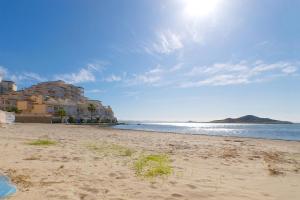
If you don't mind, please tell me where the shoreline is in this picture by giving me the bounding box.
[110,126,300,143]
[1,123,299,200]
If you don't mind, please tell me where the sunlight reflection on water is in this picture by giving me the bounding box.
[114,122,300,141]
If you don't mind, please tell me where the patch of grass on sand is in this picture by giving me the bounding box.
[262,151,285,176]
[267,165,284,176]
[134,154,172,178]
[87,143,134,157]
[28,139,57,146]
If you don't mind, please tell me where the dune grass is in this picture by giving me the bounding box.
[134,154,172,178]
[28,139,57,146]
[87,143,134,157]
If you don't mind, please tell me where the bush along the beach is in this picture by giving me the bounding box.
[27,139,57,146]
[134,154,173,178]
[86,143,134,157]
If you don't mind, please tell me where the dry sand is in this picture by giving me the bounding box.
[0,123,300,200]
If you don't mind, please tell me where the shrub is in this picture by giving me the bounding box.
[6,107,21,114]
[134,154,172,178]
[28,139,57,146]
[68,116,75,123]
[87,143,134,157]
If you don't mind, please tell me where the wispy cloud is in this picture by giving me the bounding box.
[54,68,95,84]
[104,74,122,82]
[54,62,107,84]
[180,60,299,87]
[121,60,298,88]
[0,66,7,81]
[11,72,46,83]
[127,65,164,86]
[169,63,183,72]
[0,65,47,85]
[146,31,183,55]
[86,61,107,72]
[125,63,184,86]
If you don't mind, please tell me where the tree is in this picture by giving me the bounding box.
[87,103,96,121]
[57,108,66,123]
[6,107,21,114]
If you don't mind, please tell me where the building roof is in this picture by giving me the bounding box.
[1,80,15,84]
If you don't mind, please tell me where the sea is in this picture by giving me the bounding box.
[113,122,300,141]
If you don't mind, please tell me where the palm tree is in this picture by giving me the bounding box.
[57,108,66,123]
[87,104,96,121]
[7,107,21,114]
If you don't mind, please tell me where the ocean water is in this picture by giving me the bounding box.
[113,122,300,141]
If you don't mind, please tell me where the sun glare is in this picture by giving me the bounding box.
[183,0,222,19]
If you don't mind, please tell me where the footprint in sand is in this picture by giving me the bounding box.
[109,172,117,177]
[149,184,157,189]
[171,193,184,198]
[169,181,178,185]
[80,186,99,193]
[186,184,197,189]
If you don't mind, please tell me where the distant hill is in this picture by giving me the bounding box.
[210,115,293,124]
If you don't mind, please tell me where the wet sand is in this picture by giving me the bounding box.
[0,123,300,200]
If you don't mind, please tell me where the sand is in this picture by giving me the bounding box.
[0,123,299,200]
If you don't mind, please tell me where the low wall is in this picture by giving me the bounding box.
[0,111,15,124]
[15,115,52,123]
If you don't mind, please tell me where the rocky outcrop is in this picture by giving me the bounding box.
[210,115,292,124]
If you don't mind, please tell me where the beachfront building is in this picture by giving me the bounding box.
[0,80,117,123]
[0,80,17,94]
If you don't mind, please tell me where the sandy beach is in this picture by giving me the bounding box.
[0,123,299,200]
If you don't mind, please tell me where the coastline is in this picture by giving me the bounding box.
[111,126,300,142]
[1,123,300,200]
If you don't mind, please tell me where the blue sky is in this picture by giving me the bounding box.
[0,0,299,122]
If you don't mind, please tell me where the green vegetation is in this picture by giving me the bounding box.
[87,104,96,121]
[87,142,134,157]
[28,139,57,146]
[134,154,172,178]
[68,116,76,123]
[56,108,66,123]
[6,106,21,114]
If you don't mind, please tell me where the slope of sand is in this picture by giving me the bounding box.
[0,123,299,200]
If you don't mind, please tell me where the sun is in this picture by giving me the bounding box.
[183,0,222,19]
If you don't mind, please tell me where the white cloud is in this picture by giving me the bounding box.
[54,62,108,84]
[169,63,183,72]
[129,66,164,85]
[105,74,122,82]
[282,66,297,74]
[180,74,249,87]
[122,60,298,88]
[54,61,108,84]
[54,67,96,84]
[185,62,248,76]
[125,64,185,86]
[134,73,161,84]
[11,72,46,83]
[151,31,183,54]
[86,61,107,72]
[180,61,299,87]
[0,66,7,81]
[0,65,47,84]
